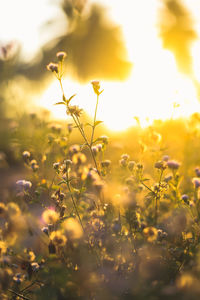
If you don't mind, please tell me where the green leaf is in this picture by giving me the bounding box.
[94,120,103,127]
[54,102,66,106]
[141,178,150,182]
[85,122,92,127]
[67,94,77,104]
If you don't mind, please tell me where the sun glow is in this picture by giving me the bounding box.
[2,0,200,130]
[38,0,200,131]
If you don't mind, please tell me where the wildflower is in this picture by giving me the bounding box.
[167,160,180,170]
[60,205,66,218]
[72,152,86,165]
[67,105,82,117]
[195,167,200,177]
[99,135,109,144]
[154,160,167,170]
[136,163,143,169]
[67,123,73,133]
[50,231,67,247]
[42,209,59,224]
[31,262,40,272]
[49,123,62,133]
[192,177,200,189]
[56,51,67,62]
[59,192,65,201]
[128,161,135,171]
[64,159,73,169]
[63,218,83,239]
[53,162,60,170]
[121,154,130,160]
[157,229,168,241]
[101,160,111,168]
[69,144,80,154]
[143,226,158,242]
[181,194,189,203]
[92,146,98,156]
[26,250,35,262]
[162,155,169,162]
[13,273,24,284]
[91,80,101,95]
[96,144,103,151]
[125,177,134,185]
[16,179,32,190]
[164,175,172,183]
[42,227,49,236]
[22,151,31,159]
[46,62,59,73]
[119,159,128,168]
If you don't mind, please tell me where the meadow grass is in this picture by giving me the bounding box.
[1,53,200,299]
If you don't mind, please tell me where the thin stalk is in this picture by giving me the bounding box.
[90,93,99,146]
[58,78,100,175]
[155,169,164,225]
[66,170,84,232]
[8,289,31,300]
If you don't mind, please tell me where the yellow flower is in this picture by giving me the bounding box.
[143,226,158,242]
[42,209,59,224]
[50,231,67,247]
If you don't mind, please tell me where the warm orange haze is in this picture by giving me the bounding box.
[1,0,200,130]
[2,1,200,300]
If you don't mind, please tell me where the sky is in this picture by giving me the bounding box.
[1,0,200,131]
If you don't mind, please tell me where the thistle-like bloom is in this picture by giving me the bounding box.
[46,62,59,73]
[56,51,67,62]
[16,180,32,190]
[167,160,180,170]
[192,177,200,189]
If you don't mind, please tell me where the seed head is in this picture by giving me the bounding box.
[128,161,135,171]
[46,62,59,73]
[56,51,67,62]
[192,177,200,189]
[167,160,180,170]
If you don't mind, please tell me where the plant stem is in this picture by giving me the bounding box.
[90,94,99,146]
[8,289,31,300]
[66,170,84,232]
[58,78,100,175]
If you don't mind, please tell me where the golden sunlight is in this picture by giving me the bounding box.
[37,0,200,131]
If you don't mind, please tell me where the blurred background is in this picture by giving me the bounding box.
[1,0,200,131]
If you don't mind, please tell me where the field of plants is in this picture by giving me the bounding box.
[1,51,200,300]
